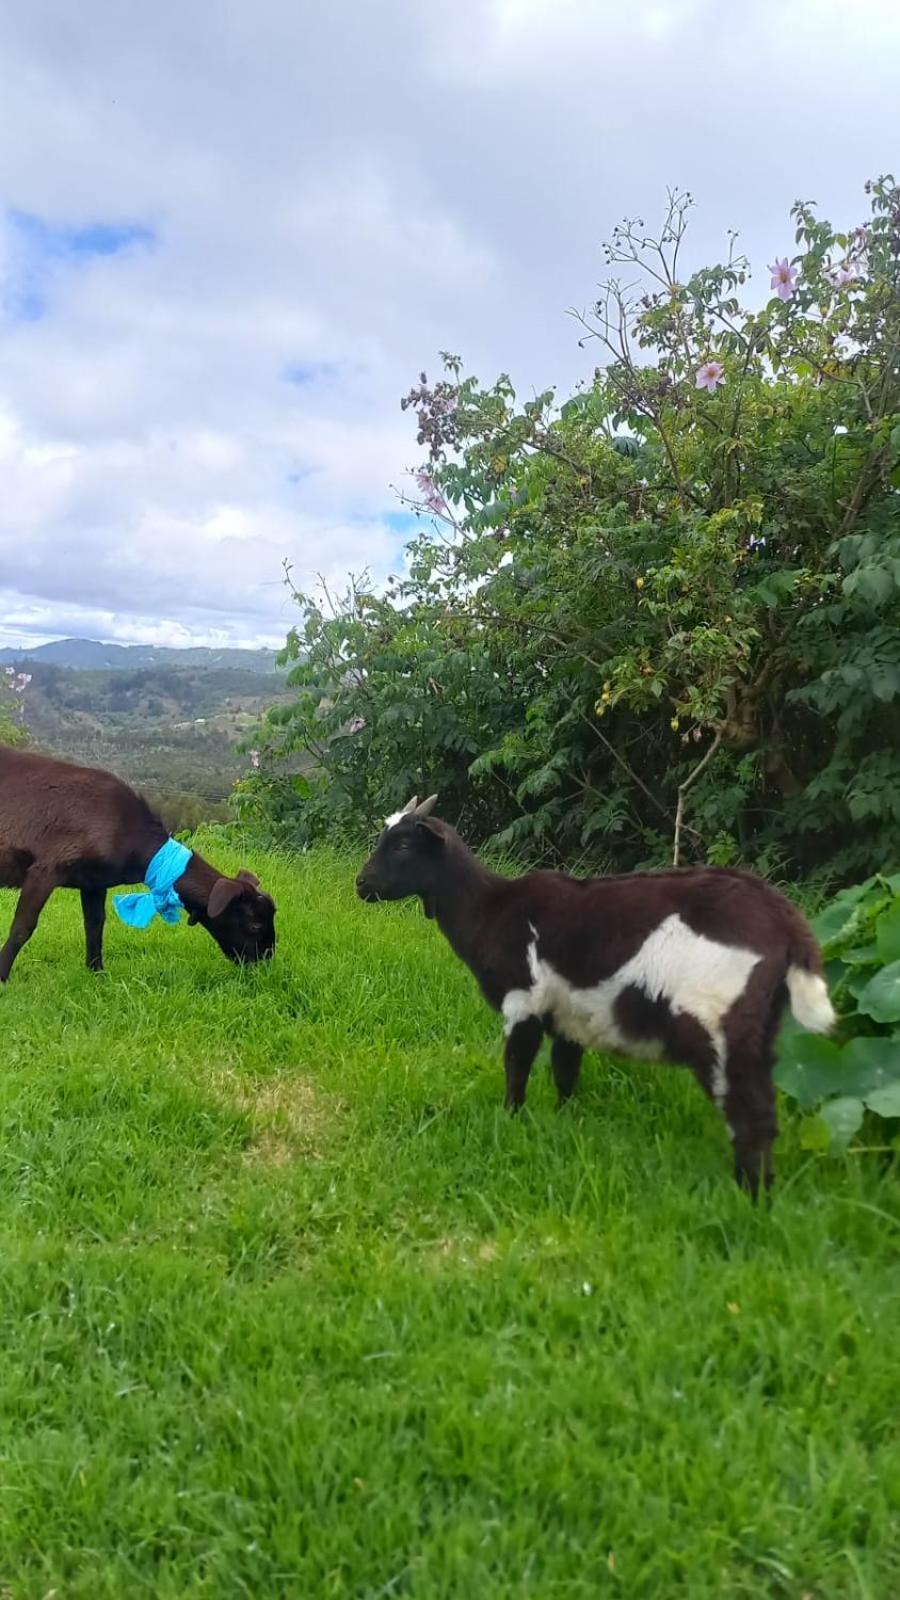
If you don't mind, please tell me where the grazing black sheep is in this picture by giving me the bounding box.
[0,747,275,980]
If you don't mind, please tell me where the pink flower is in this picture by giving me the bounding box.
[769,258,797,301]
[829,260,859,288]
[415,471,449,517]
[695,359,725,393]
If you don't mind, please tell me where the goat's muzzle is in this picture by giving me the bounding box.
[356,873,379,902]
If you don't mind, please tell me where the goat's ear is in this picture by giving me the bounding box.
[415,817,444,848]
[208,876,244,919]
[237,868,260,887]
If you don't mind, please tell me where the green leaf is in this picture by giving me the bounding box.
[856,960,900,1023]
[819,1096,865,1148]
[774,1033,846,1109]
[844,564,896,606]
[865,1082,900,1118]
[799,1115,832,1152]
[875,902,900,964]
[840,1035,900,1097]
[842,942,881,966]
[812,880,879,944]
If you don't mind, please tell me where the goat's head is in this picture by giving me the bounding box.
[356,795,444,907]
[191,869,276,964]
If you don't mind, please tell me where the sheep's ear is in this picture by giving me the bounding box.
[208,876,244,919]
[415,794,438,818]
[237,868,260,887]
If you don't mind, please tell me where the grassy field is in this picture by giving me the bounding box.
[1,845,898,1599]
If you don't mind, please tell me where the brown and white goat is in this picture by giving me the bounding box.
[0,747,275,980]
[356,797,835,1194]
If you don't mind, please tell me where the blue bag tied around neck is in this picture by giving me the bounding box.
[113,838,193,929]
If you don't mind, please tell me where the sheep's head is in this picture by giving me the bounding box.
[356,796,445,908]
[191,869,276,964]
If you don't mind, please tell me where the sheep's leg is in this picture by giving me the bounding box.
[80,887,107,973]
[723,1058,778,1200]
[503,1018,543,1111]
[0,867,57,982]
[550,1035,582,1105]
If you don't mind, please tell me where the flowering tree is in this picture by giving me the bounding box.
[249,178,900,882]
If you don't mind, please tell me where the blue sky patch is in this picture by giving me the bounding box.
[9,209,156,259]
[3,209,156,321]
[283,360,341,387]
[383,510,419,535]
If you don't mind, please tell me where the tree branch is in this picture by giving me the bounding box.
[673,730,723,867]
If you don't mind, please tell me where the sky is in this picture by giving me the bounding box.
[0,0,897,651]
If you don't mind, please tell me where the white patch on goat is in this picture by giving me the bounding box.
[501,915,760,1095]
[786,966,836,1033]
[709,1028,728,1108]
[384,811,406,830]
[502,988,537,1035]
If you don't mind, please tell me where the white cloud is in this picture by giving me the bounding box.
[0,0,898,647]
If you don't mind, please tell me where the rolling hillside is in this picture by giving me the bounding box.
[4,643,288,830]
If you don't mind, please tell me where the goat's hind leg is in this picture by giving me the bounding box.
[722,1057,778,1200]
[0,866,57,982]
[550,1034,583,1105]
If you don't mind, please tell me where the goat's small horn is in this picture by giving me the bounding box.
[416,794,439,817]
[401,796,418,814]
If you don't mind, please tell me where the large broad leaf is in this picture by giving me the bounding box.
[774,1034,846,1109]
[856,961,900,1024]
[841,942,881,967]
[812,879,879,944]
[876,902,900,964]
[840,1035,900,1097]
[819,1096,865,1148]
[865,1082,900,1118]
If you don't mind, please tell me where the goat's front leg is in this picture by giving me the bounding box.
[503,1017,543,1111]
[0,867,58,982]
[550,1035,583,1104]
[80,887,107,973]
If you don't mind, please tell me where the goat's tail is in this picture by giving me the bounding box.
[781,899,836,1034]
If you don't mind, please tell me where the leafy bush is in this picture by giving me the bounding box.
[0,666,29,747]
[775,874,900,1147]
[247,176,900,880]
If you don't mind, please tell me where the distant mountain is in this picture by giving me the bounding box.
[0,637,280,673]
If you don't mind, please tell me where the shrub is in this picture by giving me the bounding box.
[248,176,900,880]
[775,873,900,1147]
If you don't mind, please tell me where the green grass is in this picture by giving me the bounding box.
[1,846,898,1599]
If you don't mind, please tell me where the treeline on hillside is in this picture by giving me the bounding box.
[4,661,286,834]
[244,179,897,883]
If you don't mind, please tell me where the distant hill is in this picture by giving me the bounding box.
[9,656,292,834]
[0,637,279,673]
